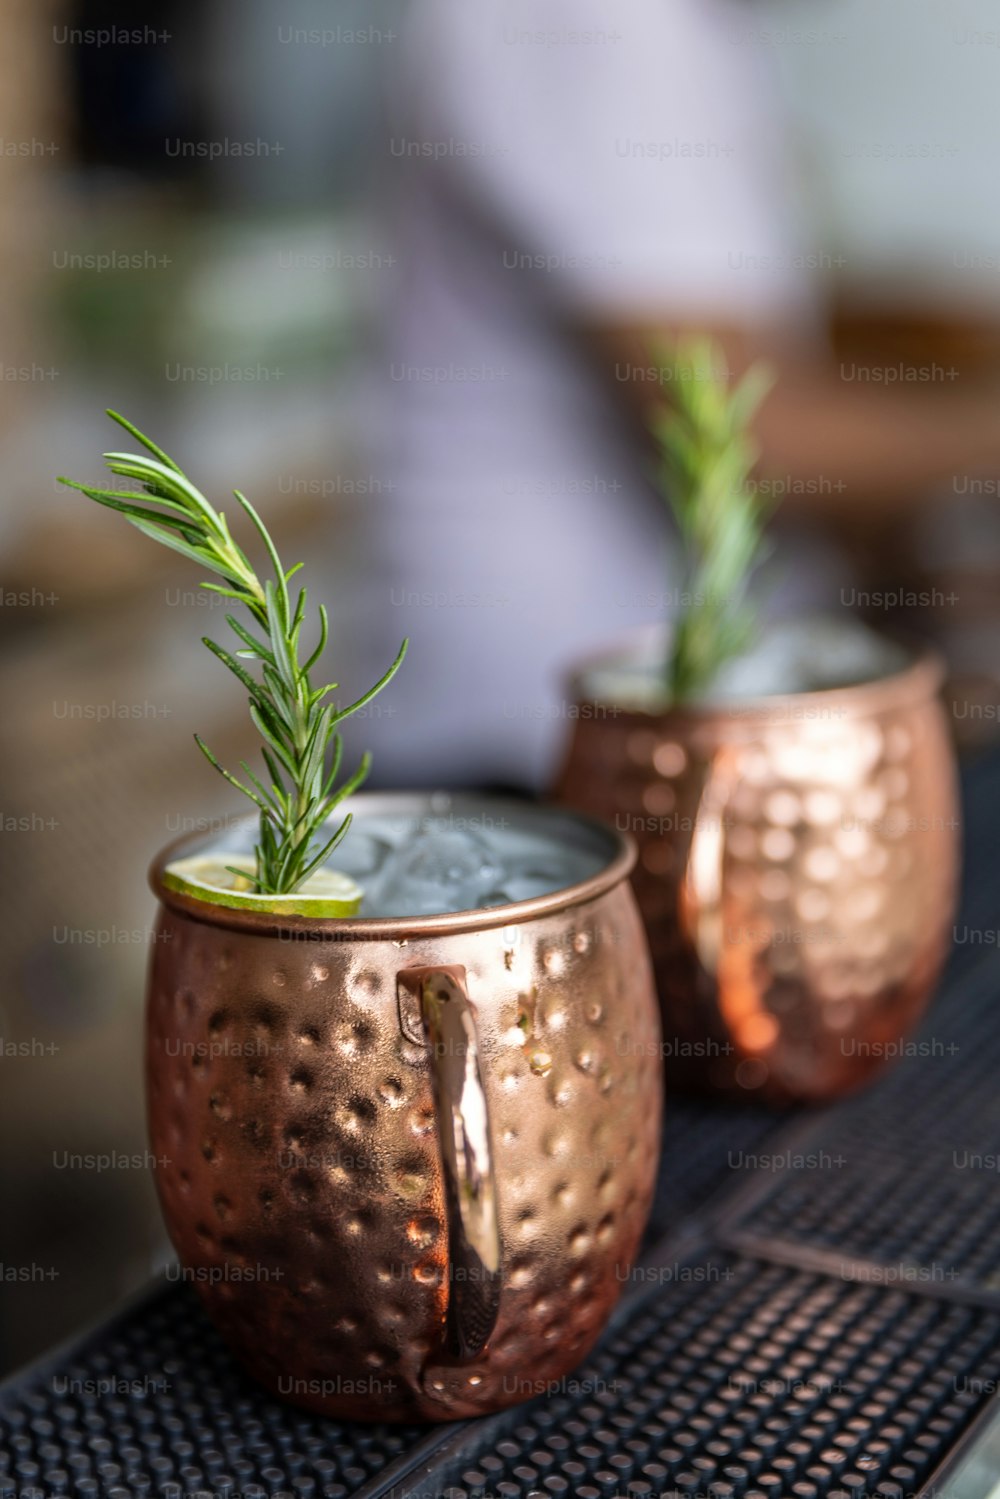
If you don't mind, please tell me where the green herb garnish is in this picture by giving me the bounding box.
[653,337,773,702]
[60,411,406,895]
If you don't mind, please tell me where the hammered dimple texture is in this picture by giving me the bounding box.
[146,882,662,1421]
[555,683,959,1102]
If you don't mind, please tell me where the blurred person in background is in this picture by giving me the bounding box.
[355,0,1000,790]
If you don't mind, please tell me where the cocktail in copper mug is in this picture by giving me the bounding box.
[554,635,959,1104]
[146,793,662,1421]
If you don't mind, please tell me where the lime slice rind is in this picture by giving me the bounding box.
[163,854,363,917]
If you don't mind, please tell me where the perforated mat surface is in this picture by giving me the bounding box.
[391,1251,1000,1499]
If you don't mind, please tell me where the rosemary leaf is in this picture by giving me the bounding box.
[654,337,773,703]
[63,414,406,894]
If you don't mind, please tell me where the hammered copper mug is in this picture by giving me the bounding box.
[146,793,662,1421]
[554,638,959,1104]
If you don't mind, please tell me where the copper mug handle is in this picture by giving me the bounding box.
[678,744,742,977]
[397,965,502,1362]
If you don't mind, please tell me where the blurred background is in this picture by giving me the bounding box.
[3,0,1000,1374]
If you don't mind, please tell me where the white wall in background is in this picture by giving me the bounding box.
[756,0,1000,299]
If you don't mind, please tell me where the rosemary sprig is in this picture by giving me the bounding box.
[652,337,773,703]
[59,410,407,895]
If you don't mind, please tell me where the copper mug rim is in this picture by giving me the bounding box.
[148,790,637,940]
[563,623,945,724]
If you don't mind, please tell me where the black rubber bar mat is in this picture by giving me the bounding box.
[383,1245,1000,1499]
[0,1281,441,1499]
[645,1095,786,1244]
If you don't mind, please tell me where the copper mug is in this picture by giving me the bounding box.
[146,793,662,1421]
[554,639,959,1104]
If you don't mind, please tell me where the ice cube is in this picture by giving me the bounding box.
[329,828,394,882]
[363,828,502,917]
[482,863,583,907]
